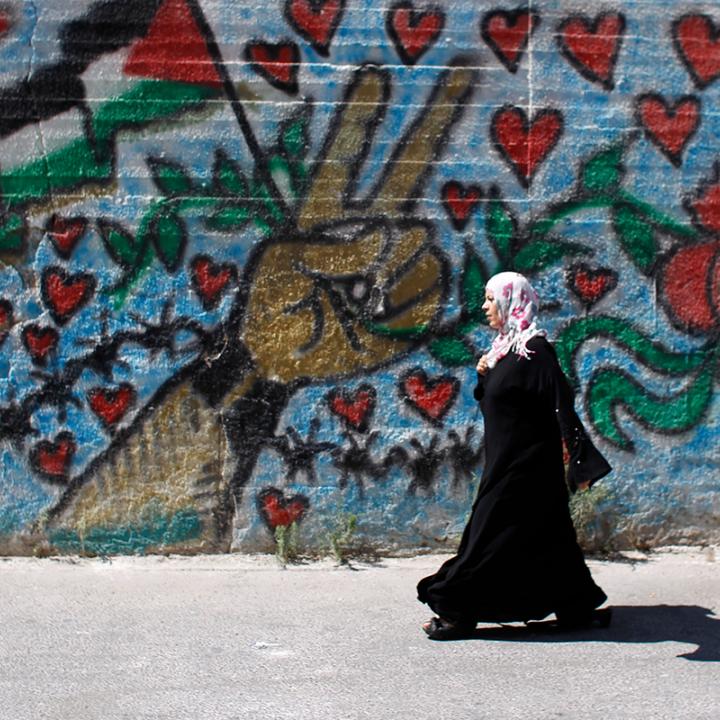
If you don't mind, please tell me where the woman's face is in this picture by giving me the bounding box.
[482,290,501,329]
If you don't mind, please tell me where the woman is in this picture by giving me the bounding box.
[417,272,612,640]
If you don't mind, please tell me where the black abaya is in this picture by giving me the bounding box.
[417,336,611,625]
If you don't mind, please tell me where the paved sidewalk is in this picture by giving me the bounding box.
[0,547,718,720]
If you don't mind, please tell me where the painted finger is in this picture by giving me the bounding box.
[372,221,429,289]
[298,66,391,230]
[380,248,447,329]
[370,61,479,217]
[298,220,390,277]
[365,221,447,331]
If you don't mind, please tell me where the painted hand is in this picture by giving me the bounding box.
[46,60,479,542]
[242,61,478,385]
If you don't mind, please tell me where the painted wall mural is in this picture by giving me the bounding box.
[0,0,718,555]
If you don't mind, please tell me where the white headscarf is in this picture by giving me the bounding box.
[485,272,546,369]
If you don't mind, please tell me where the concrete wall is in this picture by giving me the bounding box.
[0,0,717,555]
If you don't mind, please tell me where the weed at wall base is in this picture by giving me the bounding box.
[326,512,358,565]
[274,522,299,566]
[569,484,615,554]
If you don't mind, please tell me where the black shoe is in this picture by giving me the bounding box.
[424,616,475,641]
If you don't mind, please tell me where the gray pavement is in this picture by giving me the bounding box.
[1,547,718,720]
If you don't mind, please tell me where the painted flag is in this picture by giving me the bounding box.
[0,0,223,254]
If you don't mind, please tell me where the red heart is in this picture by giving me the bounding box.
[41,267,96,325]
[387,2,445,65]
[491,106,563,187]
[441,181,482,231]
[22,324,59,364]
[567,264,618,307]
[245,41,300,94]
[688,169,720,234]
[257,487,309,530]
[557,13,626,90]
[673,14,720,90]
[0,298,12,344]
[88,384,135,428]
[327,384,376,432]
[190,255,237,310]
[637,94,701,167]
[400,369,459,425]
[30,432,75,483]
[284,0,345,56]
[0,11,12,38]
[659,241,720,334]
[46,215,87,259]
[481,8,539,74]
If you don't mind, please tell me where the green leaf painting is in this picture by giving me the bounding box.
[428,337,475,366]
[0,212,26,253]
[580,142,626,195]
[150,209,187,272]
[513,239,587,274]
[612,204,658,273]
[460,244,487,323]
[206,202,251,232]
[212,150,248,197]
[147,157,194,197]
[98,220,140,269]
[485,187,517,266]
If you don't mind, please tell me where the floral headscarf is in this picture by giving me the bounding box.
[485,272,546,369]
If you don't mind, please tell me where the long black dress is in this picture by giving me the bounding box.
[417,336,611,625]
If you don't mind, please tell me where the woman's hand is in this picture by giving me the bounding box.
[476,354,489,375]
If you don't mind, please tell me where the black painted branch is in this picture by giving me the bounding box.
[184,0,290,222]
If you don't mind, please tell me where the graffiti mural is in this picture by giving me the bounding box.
[0,0,718,554]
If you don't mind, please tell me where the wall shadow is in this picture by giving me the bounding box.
[468,605,720,662]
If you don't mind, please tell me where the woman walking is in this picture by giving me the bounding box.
[417,272,612,640]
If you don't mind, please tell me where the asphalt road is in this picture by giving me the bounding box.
[1,547,718,720]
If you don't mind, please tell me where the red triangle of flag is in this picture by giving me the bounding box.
[124,0,221,87]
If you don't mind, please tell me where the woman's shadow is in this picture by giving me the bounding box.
[469,605,720,661]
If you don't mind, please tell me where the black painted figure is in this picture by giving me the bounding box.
[417,272,612,640]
